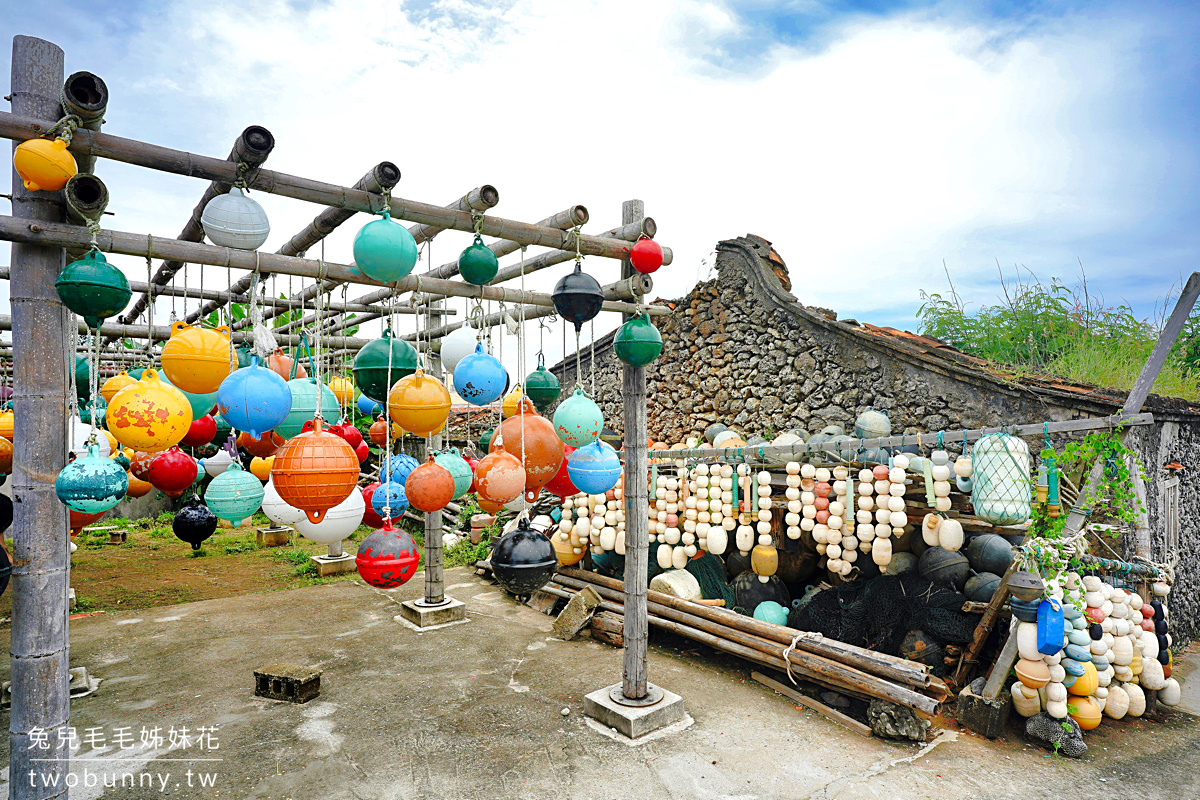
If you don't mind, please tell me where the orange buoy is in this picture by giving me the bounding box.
[477,495,505,514]
[0,409,14,441]
[129,450,155,481]
[125,472,154,498]
[388,368,450,437]
[0,437,12,474]
[250,455,274,481]
[270,418,359,524]
[238,430,285,458]
[69,508,105,534]
[474,443,526,505]
[266,349,307,381]
[489,413,564,498]
[404,455,456,512]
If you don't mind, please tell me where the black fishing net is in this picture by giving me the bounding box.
[787,573,977,662]
[685,552,738,609]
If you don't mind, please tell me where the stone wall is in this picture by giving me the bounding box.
[551,234,1200,644]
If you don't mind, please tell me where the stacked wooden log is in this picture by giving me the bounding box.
[546,568,950,716]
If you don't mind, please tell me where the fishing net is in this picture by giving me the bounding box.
[971,432,1032,525]
[787,573,978,669]
[686,552,737,608]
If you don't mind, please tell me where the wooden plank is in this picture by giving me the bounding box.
[953,558,1019,686]
[752,671,873,738]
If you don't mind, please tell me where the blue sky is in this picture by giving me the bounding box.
[3,0,1199,369]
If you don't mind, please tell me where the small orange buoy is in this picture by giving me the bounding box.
[238,430,285,458]
[0,410,14,441]
[0,437,12,474]
[125,472,154,498]
[129,450,155,481]
[404,455,455,512]
[475,443,526,505]
[266,349,307,381]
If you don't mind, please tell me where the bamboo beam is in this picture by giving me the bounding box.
[8,35,72,799]
[421,204,590,280]
[0,215,655,315]
[250,184,497,334]
[120,124,274,325]
[0,314,371,348]
[61,173,109,260]
[488,218,667,286]
[190,161,402,325]
[0,111,645,260]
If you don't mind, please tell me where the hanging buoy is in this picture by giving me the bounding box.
[613,313,662,366]
[475,443,526,505]
[55,249,131,329]
[490,517,557,599]
[458,234,499,285]
[182,415,217,448]
[386,453,420,485]
[551,261,604,331]
[361,483,385,529]
[453,343,507,406]
[0,438,12,475]
[434,448,474,500]
[353,211,418,282]
[294,486,365,544]
[566,439,621,496]
[173,498,218,551]
[629,237,664,274]
[276,378,339,440]
[552,386,603,447]
[100,371,136,403]
[356,521,421,588]
[158,370,219,421]
[238,430,285,458]
[202,447,234,477]
[328,376,356,406]
[13,136,76,192]
[216,356,292,438]
[201,187,270,250]
[262,477,305,526]
[489,412,565,497]
[524,359,560,412]
[405,455,456,512]
[353,330,418,402]
[79,396,106,426]
[249,455,274,481]
[147,446,198,493]
[372,479,409,520]
[55,443,128,514]
[440,325,478,373]
[266,349,306,381]
[388,369,451,436]
[161,322,233,395]
[125,471,153,498]
[357,394,382,417]
[74,356,92,401]
[544,445,578,498]
[501,385,535,419]
[108,370,193,452]
[204,461,265,526]
[0,410,12,442]
[271,418,359,524]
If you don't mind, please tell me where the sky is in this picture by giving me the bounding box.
[3,0,1199,377]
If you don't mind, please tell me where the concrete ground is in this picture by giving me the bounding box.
[0,568,1197,800]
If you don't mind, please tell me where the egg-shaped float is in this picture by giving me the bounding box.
[201,186,270,250]
[262,477,305,526]
[439,325,478,374]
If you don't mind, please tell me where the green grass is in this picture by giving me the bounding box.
[919,269,1200,400]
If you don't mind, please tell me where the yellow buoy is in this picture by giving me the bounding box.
[0,409,14,441]
[250,455,274,481]
[160,322,232,394]
[328,376,355,406]
[101,371,137,403]
[107,369,193,452]
[13,137,77,192]
[388,369,450,437]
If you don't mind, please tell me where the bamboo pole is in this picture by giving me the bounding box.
[0,314,372,348]
[252,184,498,334]
[489,218,665,286]
[59,70,107,175]
[0,110,646,260]
[420,204,591,280]
[424,299,447,606]
[0,215,664,316]
[61,173,109,260]
[189,161,402,325]
[9,34,71,800]
[120,124,274,325]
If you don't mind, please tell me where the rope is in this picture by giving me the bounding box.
[781,630,823,685]
[44,113,83,145]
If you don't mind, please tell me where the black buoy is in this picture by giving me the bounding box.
[551,261,603,332]
[0,542,10,598]
[490,517,557,601]
[172,497,217,550]
[0,493,12,534]
[732,572,790,611]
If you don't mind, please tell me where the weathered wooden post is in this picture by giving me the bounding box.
[398,297,467,628]
[9,34,72,800]
[582,200,686,738]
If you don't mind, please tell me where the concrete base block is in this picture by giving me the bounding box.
[398,597,466,628]
[257,526,293,547]
[310,553,356,577]
[584,683,686,740]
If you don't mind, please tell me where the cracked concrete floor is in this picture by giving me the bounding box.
[1,567,1197,799]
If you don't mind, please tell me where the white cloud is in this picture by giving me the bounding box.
[2,0,1192,374]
